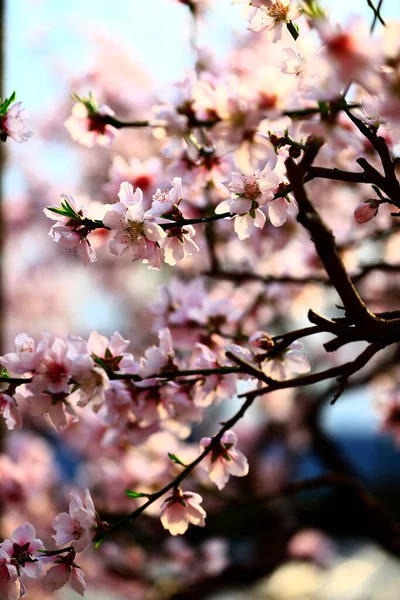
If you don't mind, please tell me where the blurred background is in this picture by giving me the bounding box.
[2,1,400,599]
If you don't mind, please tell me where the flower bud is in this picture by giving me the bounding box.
[354,199,379,223]
[249,330,274,351]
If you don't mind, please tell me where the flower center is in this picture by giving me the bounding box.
[126,220,144,242]
[45,361,67,383]
[244,179,261,200]
[266,1,289,22]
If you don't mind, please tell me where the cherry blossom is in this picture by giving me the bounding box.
[52,488,97,552]
[163,224,200,266]
[160,488,206,535]
[1,101,33,143]
[234,0,301,39]
[103,156,163,199]
[0,523,44,579]
[262,341,311,381]
[103,182,166,269]
[144,177,183,219]
[0,333,38,374]
[199,430,249,490]
[44,194,96,264]
[216,166,280,239]
[65,101,118,147]
[0,392,22,430]
[44,556,86,597]
[138,328,175,379]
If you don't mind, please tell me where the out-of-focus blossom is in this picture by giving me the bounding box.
[160,488,206,535]
[103,156,163,199]
[377,391,400,446]
[65,102,118,147]
[288,529,336,568]
[199,430,249,490]
[262,341,311,381]
[316,19,383,93]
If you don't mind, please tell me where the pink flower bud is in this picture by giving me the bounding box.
[354,199,379,223]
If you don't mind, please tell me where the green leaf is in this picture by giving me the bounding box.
[168,453,187,467]
[0,368,9,379]
[70,92,82,104]
[60,200,79,218]
[46,207,70,216]
[93,535,105,550]
[124,490,148,498]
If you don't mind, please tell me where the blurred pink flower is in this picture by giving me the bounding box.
[64,102,118,147]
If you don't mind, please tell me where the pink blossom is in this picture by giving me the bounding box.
[0,523,44,579]
[52,489,97,552]
[28,333,72,394]
[138,328,175,379]
[103,182,166,269]
[44,559,86,597]
[1,102,33,143]
[88,331,137,373]
[316,19,383,94]
[64,101,118,147]
[0,392,22,430]
[262,341,311,381]
[24,389,77,431]
[103,156,163,199]
[144,177,183,219]
[0,562,23,600]
[0,333,38,374]
[163,225,200,266]
[354,199,379,224]
[268,194,298,227]
[71,354,110,410]
[190,344,237,407]
[160,488,206,535]
[150,75,197,158]
[233,0,301,40]
[216,166,283,239]
[44,194,96,264]
[199,430,249,490]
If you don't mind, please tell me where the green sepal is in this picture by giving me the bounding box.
[1,368,9,379]
[124,490,148,498]
[0,91,17,115]
[168,453,187,467]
